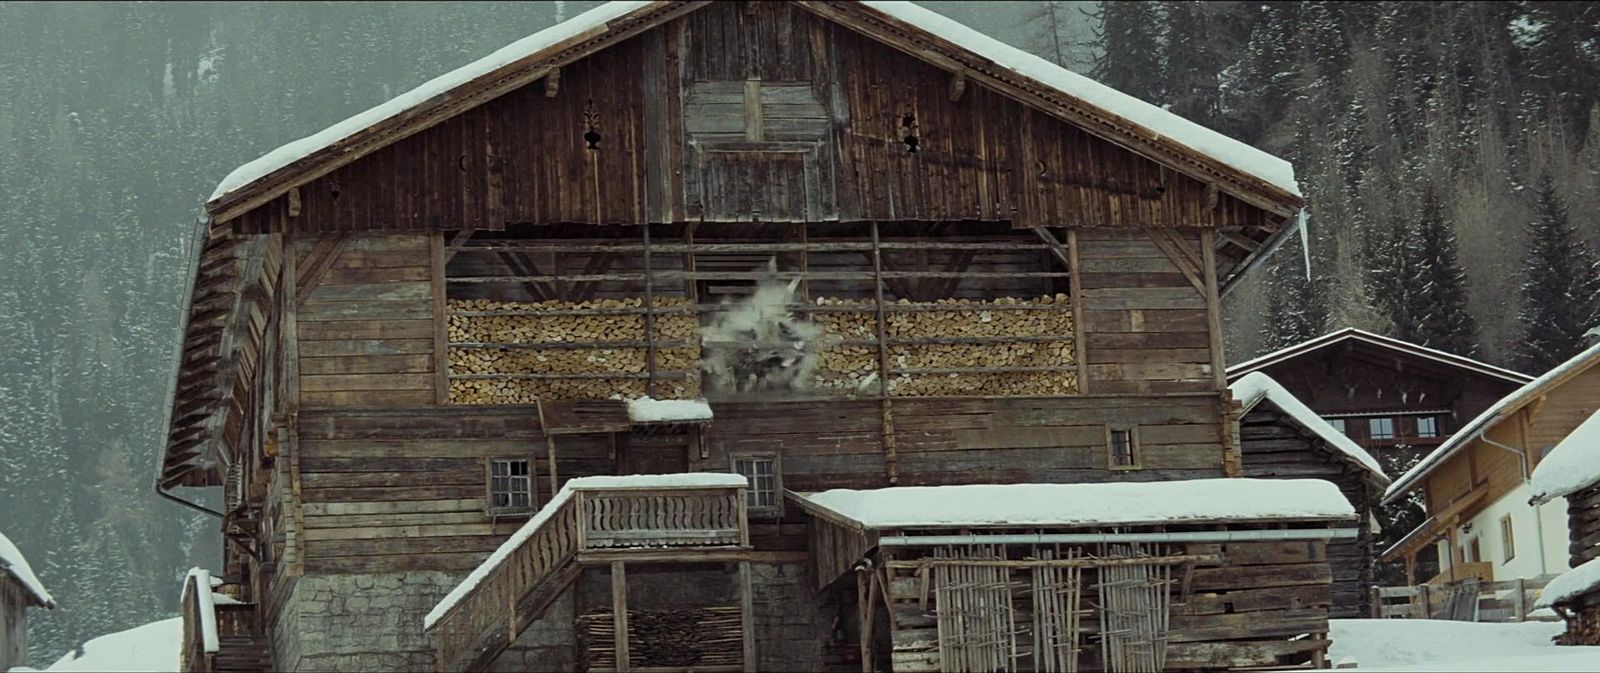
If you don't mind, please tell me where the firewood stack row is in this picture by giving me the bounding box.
[447,297,701,403]
[578,607,744,670]
[809,294,1077,396]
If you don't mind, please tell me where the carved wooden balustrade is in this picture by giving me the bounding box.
[432,482,748,672]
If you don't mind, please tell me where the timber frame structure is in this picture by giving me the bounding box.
[154,2,1334,672]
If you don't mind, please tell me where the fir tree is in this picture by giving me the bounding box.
[1390,184,1480,356]
[1088,2,1166,105]
[1514,173,1600,372]
[1261,234,1329,352]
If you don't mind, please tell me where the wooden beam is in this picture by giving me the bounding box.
[613,560,630,673]
[643,224,658,398]
[740,560,756,673]
[294,235,348,306]
[544,67,561,98]
[1220,229,1261,253]
[1200,229,1226,392]
[286,186,302,218]
[1147,227,1206,294]
[1066,228,1088,394]
[431,232,449,404]
[947,70,967,102]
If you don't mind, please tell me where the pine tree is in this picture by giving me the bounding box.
[1261,232,1329,352]
[1088,2,1166,105]
[1514,173,1600,372]
[1390,184,1480,356]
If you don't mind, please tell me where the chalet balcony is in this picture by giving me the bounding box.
[426,475,753,673]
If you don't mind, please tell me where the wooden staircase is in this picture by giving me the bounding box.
[181,570,275,673]
[212,630,272,673]
[428,479,750,672]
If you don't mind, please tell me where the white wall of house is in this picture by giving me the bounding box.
[1456,482,1570,581]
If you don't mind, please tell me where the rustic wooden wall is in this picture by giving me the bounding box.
[0,580,27,672]
[1239,406,1376,618]
[234,2,1272,235]
[295,235,438,407]
[1075,229,1217,395]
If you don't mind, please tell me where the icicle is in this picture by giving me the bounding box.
[1297,209,1312,282]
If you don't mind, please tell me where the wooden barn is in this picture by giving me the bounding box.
[1230,372,1389,618]
[150,2,1357,671]
[1,530,55,671]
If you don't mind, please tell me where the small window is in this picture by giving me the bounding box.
[732,454,782,517]
[1326,418,1347,435]
[1500,515,1515,563]
[1368,417,1396,440]
[489,458,534,514]
[1416,416,1440,438]
[1108,427,1140,469]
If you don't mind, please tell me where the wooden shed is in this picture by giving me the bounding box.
[1,530,55,671]
[151,2,1316,671]
[1231,373,1389,618]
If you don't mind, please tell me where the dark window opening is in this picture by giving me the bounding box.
[490,458,533,513]
[1109,428,1138,469]
[1368,417,1396,440]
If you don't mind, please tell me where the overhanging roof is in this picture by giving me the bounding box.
[1227,327,1533,386]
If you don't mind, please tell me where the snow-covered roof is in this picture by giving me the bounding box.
[796,478,1355,530]
[424,472,748,630]
[1529,409,1600,505]
[208,1,1299,215]
[627,397,713,423]
[1231,372,1388,483]
[1228,327,1532,385]
[1537,555,1600,609]
[1385,340,1600,504]
[42,617,181,672]
[0,530,54,608]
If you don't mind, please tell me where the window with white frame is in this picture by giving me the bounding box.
[489,458,533,514]
[1416,416,1440,439]
[1368,417,1396,440]
[732,454,781,516]
[1500,515,1515,563]
[1326,418,1347,435]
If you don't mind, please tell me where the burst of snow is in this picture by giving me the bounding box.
[861,1,1300,197]
[799,478,1354,529]
[1529,409,1600,504]
[1231,372,1387,482]
[423,472,749,630]
[1387,339,1600,503]
[208,1,653,202]
[212,1,1300,206]
[0,529,54,608]
[40,618,181,672]
[1325,618,1586,671]
[1537,556,1600,609]
[626,396,713,423]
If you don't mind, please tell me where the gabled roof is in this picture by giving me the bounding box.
[204,0,1302,226]
[1227,327,1533,386]
[0,530,55,608]
[1384,340,1600,504]
[1231,372,1388,486]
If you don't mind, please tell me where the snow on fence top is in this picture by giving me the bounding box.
[1529,408,1600,505]
[1387,339,1600,503]
[423,472,748,630]
[1230,372,1388,482]
[210,0,1299,207]
[0,529,54,608]
[799,478,1355,529]
[627,396,713,423]
[183,568,220,654]
[1537,555,1600,609]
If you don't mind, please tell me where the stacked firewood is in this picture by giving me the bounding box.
[809,294,1077,396]
[578,607,743,670]
[446,297,700,403]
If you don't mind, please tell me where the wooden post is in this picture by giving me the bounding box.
[612,560,630,673]
[857,571,872,673]
[431,232,450,404]
[869,222,897,484]
[642,223,658,398]
[1200,229,1226,391]
[1419,583,1432,619]
[1515,578,1527,622]
[1065,228,1088,394]
[740,560,757,673]
[1370,586,1381,619]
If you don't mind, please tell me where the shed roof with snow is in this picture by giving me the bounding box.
[0,530,55,609]
[1230,372,1388,486]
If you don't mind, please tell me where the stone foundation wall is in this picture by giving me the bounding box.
[750,562,831,672]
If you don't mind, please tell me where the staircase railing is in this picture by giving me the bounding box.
[428,477,748,672]
[180,569,222,673]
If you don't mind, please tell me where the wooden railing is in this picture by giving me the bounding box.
[1372,574,1558,622]
[431,483,747,672]
[1426,561,1495,586]
[180,570,221,673]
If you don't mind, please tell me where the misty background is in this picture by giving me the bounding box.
[3,0,1598,663]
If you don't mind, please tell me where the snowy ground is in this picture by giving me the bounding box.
[1327,619,1600,671]
[8,617,180,673]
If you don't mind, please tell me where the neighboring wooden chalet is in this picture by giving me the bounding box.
[1230,373,1389,618]
[1,530,55,671]
[152,2,1348,671]
[1382,342,1600,589]
[1228,328,1532,469]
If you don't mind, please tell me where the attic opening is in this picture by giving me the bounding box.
[442,221,1078,405]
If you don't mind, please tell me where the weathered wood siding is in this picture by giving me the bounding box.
[0,579,27,672]
[1239,406,1376,618]
[234,2,1272,235]
[296,235,437,407]
[1075,229,1216,395]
